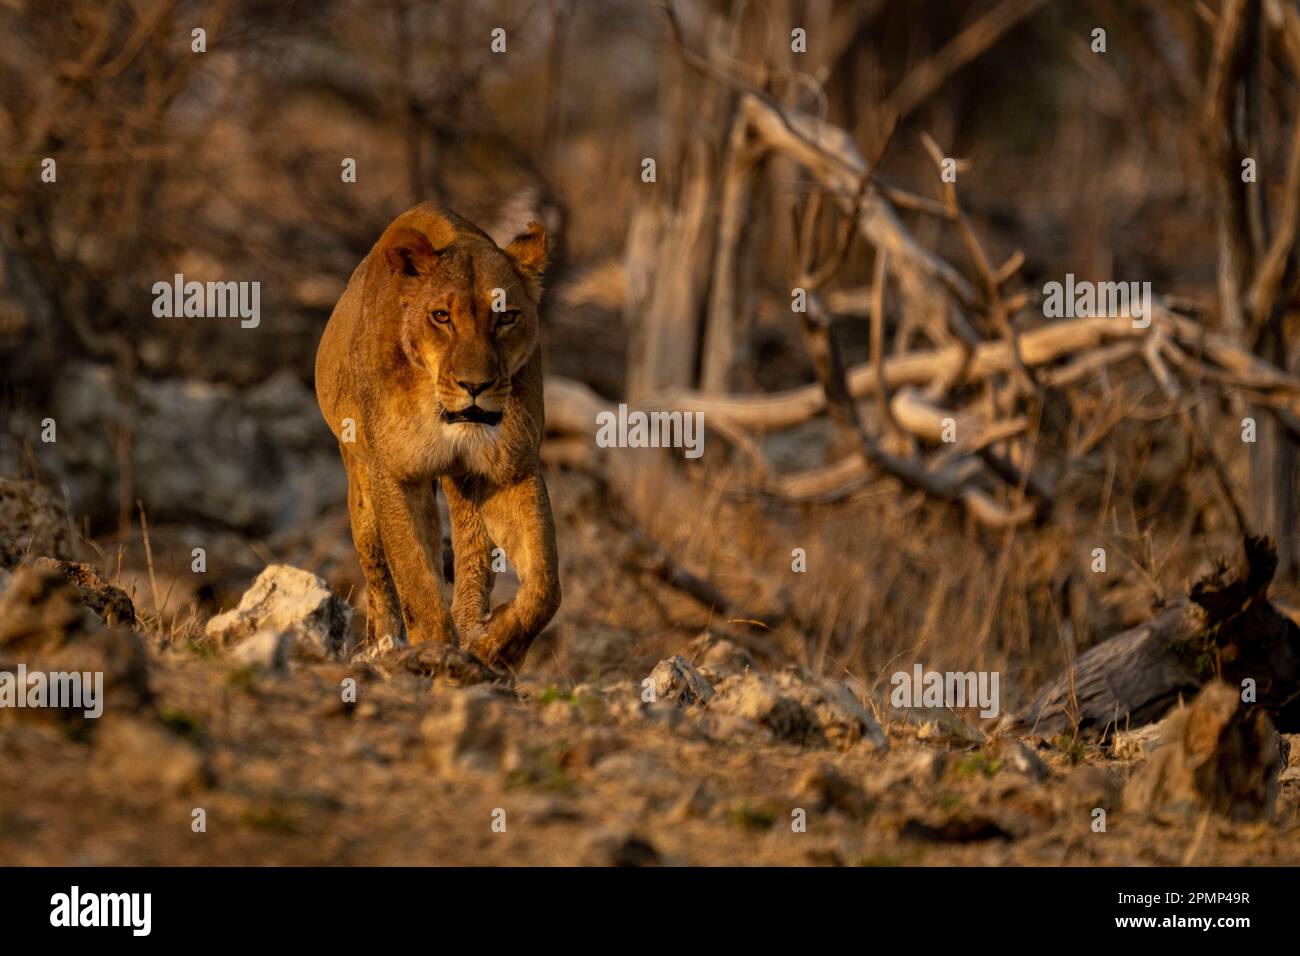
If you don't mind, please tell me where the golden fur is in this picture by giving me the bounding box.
[315,202,559,670]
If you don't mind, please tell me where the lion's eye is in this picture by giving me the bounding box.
[430,309,451,324]
[498,309,521,329]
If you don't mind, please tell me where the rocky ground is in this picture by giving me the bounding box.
[3,544,1300,866]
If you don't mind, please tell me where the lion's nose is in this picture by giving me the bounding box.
[456,378,495,398]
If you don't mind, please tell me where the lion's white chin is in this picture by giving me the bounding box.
[446,420,500,435]
[444,419,501,463]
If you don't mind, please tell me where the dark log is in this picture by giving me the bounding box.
[1014,536,1300,737]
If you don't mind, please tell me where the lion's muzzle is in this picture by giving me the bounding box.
[441,405,504,426]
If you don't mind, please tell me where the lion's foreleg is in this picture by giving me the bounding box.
[470,472,560,670]
[369,469,458,646]
[442,475,495,639]
[344,451,404,646]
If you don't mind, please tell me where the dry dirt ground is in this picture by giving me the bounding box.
[3,637,1300,866]
[2,469,1300,867]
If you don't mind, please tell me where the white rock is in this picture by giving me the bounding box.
[711,672,812,742]
[780,671,888,751]
[647,655,714,706]
[688,633,755,679]
[710,670,888,751]
[206,564,352,660]
[228,629,294,673]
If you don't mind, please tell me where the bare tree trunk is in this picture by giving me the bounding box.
[1251,334,1299,573]
[701,114,755,393]
[624,3,741,401]
[1205,0,1300,573]
[623,152,713,400]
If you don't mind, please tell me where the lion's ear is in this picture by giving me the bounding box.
[505,220,549,297]
[383,227,442,278]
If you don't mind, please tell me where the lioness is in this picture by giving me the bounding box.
[315,202,559,670]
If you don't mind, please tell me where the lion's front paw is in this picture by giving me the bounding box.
[469,631,533,673]
[455,617,488,648]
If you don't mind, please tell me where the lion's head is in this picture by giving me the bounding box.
[378,209,548,428]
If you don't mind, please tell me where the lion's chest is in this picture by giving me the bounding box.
[374,395,498,481]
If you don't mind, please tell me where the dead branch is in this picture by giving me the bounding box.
[1143,332,1251,538]
[869,249,909,446]
[632,314,1152,431]
[701,111,759,393]
[919,131,1036,394]
[794,288,1035,527]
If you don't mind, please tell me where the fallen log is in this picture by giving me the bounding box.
[1013,536,1300,737]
